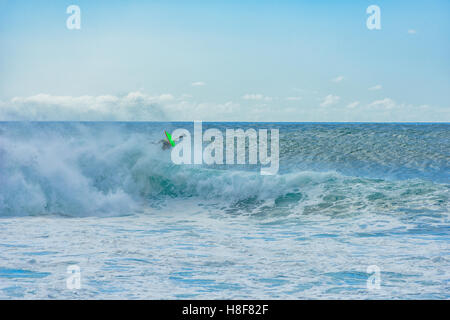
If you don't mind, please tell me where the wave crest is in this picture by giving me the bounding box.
[0,123,448,217]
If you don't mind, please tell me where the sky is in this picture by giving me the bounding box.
[0,0,449,121]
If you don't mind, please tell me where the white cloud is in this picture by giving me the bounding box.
[408,29,416,34]
[320,94,340,107]
[158,94,175,101]
[242,94,272,101]
[179,93,193,100]
[346,101,360,109]
[243,94,263,100]
[191,81,206,86]
[369,84,382,91]
[332,76,344,83]
[368,98,397,109]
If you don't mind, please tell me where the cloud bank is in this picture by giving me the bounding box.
[0,92,169,121]
[0,92,243,121]
[0,92,447,122]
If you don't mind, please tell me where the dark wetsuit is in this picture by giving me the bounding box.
[161,139,171,150]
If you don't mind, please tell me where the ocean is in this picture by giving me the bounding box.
[0,122,449,299]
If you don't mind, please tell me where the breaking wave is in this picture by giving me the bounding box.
[0,122,448,217]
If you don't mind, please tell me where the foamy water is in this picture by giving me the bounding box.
[0,122,449,299]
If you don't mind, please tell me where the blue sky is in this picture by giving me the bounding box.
[0,0,449,121]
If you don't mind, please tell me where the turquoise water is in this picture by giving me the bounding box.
[0,122,449,299]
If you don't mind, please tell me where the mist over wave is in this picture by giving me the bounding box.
[0,122,448,217]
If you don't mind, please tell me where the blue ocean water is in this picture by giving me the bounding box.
[0,122,449,299]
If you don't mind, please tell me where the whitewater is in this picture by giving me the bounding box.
[0,122,449,299]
